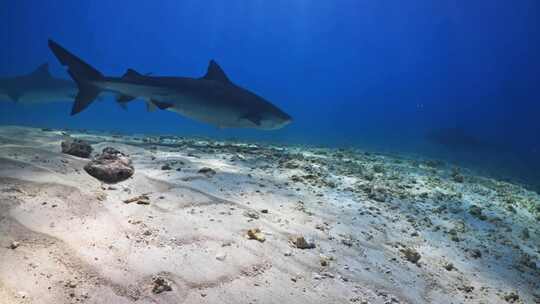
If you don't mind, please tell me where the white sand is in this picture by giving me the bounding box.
[0,126,538,304]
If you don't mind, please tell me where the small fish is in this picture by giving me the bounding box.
[48,40,293,130]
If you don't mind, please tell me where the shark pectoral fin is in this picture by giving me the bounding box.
[145,101,157,112]
[150,99,173,110]
[241,113,262,126]
[116,94,135,103]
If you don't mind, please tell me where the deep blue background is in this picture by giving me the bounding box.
[1,1,539,187]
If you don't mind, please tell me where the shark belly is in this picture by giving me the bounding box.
[101,81,251,128]
[0,88,76,104]
[100,81,170,98]
[163,95,252,128]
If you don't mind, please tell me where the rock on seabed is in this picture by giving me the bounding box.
[61,138,93,158]
[84,147,134,183]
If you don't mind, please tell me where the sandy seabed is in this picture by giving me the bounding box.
[0,125,538,304]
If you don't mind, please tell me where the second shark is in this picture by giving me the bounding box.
[0,64,77,104]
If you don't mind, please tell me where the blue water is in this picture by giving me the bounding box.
[1,1,539,188]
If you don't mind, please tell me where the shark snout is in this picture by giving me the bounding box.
[271,114,293,129]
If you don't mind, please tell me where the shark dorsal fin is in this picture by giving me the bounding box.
[122,68,142,81]
[29,63,51,78]
[203,60,230,84]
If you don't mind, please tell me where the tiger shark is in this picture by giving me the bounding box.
[48,39,293,130]
[0,63,77,104]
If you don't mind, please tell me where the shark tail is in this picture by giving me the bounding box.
[48,39,104,115]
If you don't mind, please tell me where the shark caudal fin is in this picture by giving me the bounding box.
[48,39,104,115]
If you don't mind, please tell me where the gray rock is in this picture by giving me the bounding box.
[243,210,260,219]
[84,147,134,183]
[151,276,172,294]
[521,228,530,240]
[443,262,454,271]
[400,247,421,264]
[198,167,216,176]
[61,138,93,158]
[470,248,482,259]
[368,184,388,202]
[215,252,227,261]
[451,168,465,183]
[469,205,487,221]
[503,291,519,303]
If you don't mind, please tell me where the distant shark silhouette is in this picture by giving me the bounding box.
[48,39,293,130]
[426,128,497,150]
[0,63,77,104]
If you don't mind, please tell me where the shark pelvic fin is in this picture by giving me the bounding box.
[203,60,230,84]
[150,99,173,110]
[117,102,128,111]
[116,94,135,103]
[146,101,157,112]
[29,63,51,79]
